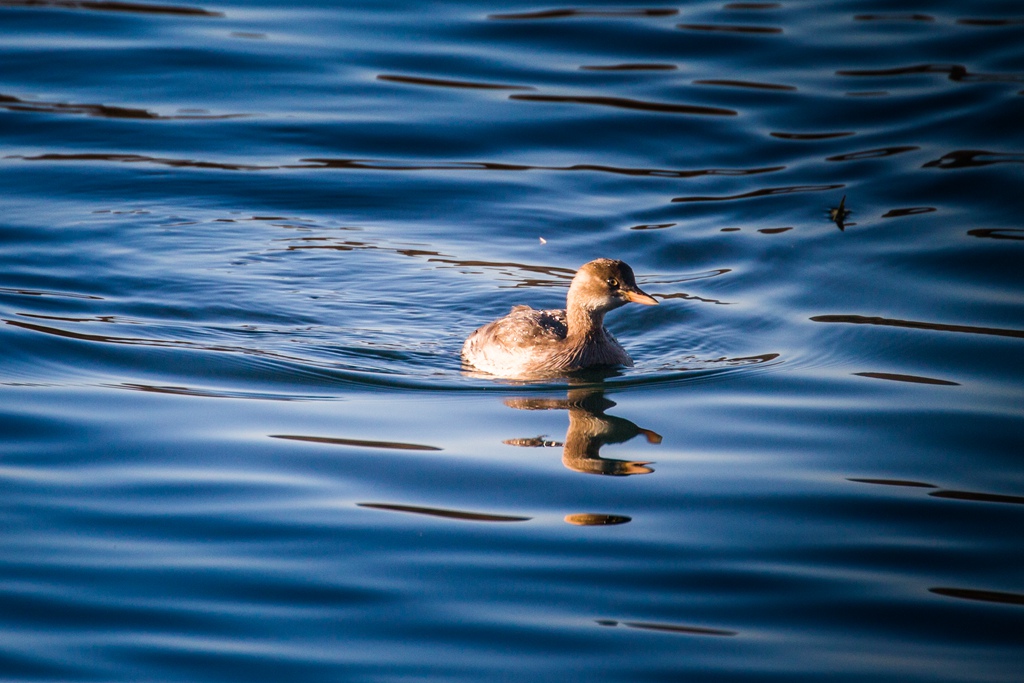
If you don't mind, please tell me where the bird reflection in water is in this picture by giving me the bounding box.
[503,388,661,477]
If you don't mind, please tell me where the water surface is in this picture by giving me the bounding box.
[1,1,1023,681]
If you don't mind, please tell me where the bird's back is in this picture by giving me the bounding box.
[461,305,629,377]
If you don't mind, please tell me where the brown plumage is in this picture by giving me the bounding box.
[462,258,658,378]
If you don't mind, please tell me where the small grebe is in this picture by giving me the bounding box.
[462,258,658,378]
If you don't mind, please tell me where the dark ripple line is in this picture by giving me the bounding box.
[957,17,1024,27]
[0,0,221,15]
[838,64,966,78]
[270,434,442,451]
[645,268,733,284]
[848,478,938,489]
[358,503,530,522]
[436,260,574,275]
[14,153,270,170]
[0,286,103,300]
[930,587,1024,606]
[881,207,935,218]
[2,314,468,393]
[854,371,959,386]
[2,317,321,366]
[837,63,1024,83]
[489,8,678,20]
[968,228,1024,241]
[827,145,920,161]
[929,490,1024,506]
[299,158,779,178]
[598,619,738,637]
[509,94,737,116]
[923,150,1024,169]
[11,151,782,179]
[855,14,935,22]
[629,223,676,230]
[21,312,122,323]
[581,63,677,71]
[655,292,733,305]
[771,131,854,140]
[678,23,782,34]
[116,382,300,401]
[850,478,1024,507]
[695,79,796,91]
[812,314,1024,339]
[672,184,843,203]
[0,93,242,120]
[377,74,534,91]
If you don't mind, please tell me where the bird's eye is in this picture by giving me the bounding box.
[607,278,619,288]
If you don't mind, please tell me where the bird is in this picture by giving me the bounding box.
[462,258,658,378]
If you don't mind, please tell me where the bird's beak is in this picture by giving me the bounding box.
[623,287,658,305]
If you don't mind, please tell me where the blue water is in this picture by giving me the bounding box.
[2,1,1023,680]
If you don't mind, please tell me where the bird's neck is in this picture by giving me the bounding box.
[565,294,606,341]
